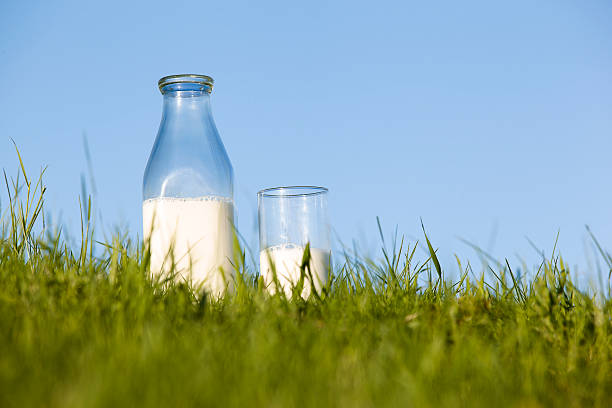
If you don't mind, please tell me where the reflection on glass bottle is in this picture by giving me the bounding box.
[142,74,235,297]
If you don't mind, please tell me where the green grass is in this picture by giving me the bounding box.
[1,161,611,407]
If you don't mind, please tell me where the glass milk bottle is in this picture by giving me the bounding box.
[143,74,235,297]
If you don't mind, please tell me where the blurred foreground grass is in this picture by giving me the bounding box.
[1,160,611,407]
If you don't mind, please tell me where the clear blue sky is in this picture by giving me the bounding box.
[1,0,611,285]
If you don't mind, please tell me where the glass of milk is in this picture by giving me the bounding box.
[142,75,235,297]
[258,186,331,298]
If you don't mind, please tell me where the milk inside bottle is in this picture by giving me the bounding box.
[143,196,234,296]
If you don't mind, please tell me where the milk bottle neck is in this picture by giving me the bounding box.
[162,90,212,123]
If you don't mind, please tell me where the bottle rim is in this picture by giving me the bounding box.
[258,186,328,198]
[158,74,214,92]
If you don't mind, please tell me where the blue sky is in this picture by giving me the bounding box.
[1,0,612,285]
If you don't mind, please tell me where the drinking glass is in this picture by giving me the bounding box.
[258,186,331,298]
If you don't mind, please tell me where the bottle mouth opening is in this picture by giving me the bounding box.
[158,74,214,94]
[258,186,328,198]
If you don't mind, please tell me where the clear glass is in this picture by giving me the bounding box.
[142,74,235,297]
[258,186,331,298]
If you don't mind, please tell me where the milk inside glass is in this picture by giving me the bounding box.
[143,196,235,296]
[260,244,330,298]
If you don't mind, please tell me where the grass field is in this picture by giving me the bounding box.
[1,162,611,407]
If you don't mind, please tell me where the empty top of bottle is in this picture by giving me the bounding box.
[158,74,214,94]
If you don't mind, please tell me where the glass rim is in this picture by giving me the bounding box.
[158,74,214,91]
[257,186,328,198]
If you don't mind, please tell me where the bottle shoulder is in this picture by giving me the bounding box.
[142,130,234,200]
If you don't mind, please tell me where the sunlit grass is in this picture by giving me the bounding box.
[0,154,611,407]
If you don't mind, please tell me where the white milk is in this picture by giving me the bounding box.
[260,245,330,299]
[142,196,235,297]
